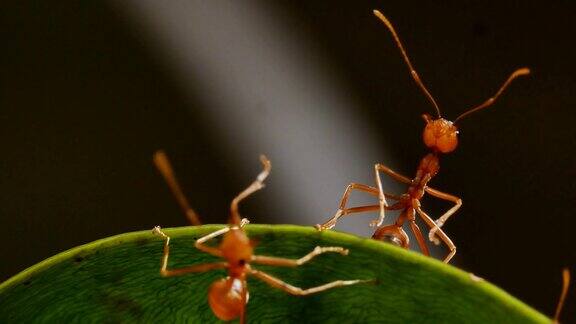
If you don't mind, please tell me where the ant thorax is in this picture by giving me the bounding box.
[221,229,253,273]
[416,153,440,181]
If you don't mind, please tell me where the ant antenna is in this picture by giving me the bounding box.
[153,150,201,225]
[553,268,570,323]
[454,68,531,123]
[230,155,271,225]
[373,9,442,118]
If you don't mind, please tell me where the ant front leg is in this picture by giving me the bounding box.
[194,218,250,257]
[374,163,412,227]
[252,246,350,267]
[151,226,228,276]
[316,183,402,231]
[249,269,371,296]
[230,155,271,225]
[424,187,462,244]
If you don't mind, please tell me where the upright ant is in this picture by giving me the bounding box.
[316,10,531,263]
[152,152,368,323]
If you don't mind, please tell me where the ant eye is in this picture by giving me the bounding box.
[238,259,246,266]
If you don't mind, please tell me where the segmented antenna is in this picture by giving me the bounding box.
[153,150,201,225]
[373,9,442,118]
[454,68,530,123]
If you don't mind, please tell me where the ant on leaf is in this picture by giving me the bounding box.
[316,10,530,263]
[152,151,369,323]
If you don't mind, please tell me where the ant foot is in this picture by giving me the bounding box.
[339,248,350,256]
[240,218,250,228]
[469,273,484,282]
[313,246,349,256]
[316,210,343,231]
[315,223,333,231]
[152,226,167,238]
[361,278,378,285]
[369,218,383,228]
[428,227,441,245]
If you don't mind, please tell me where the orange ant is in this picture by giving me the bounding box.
[316,10,531,263]
[152,151,369,323]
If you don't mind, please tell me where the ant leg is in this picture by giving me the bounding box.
[338,184,403,208]
[408,220,430,256]
[152,226,227,276]
[320,203,405,230]
[153,150,201,225]
[194,219,250,257]
[424,187,462,244]
[252,245,350,267]
[316,183,402,230]
[414,206,456,263]
[230,155,271,225]
[250,269,371,296]
[160,262,227,277]
[374,163,412,184]
[374,163,412,227]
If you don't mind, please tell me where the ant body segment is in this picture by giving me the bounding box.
[152,152,368,323]
[316,10,531,263]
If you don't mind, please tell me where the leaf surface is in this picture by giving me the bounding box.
[0,225,550,323]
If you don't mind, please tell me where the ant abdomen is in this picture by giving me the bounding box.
[372,225,409,248]
[208,277,247,321]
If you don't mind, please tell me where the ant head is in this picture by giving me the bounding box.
[422,114,459,154]
[221,228,253,265]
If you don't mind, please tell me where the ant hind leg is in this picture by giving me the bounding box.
[251,246,350,267]
[250,269,371,296]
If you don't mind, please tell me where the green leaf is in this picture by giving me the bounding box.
[0,225,550,323]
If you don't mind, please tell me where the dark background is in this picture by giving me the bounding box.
[0,0,574,320]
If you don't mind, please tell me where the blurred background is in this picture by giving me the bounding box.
[0,0,574,319]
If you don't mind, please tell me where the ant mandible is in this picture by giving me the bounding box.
[316,10,531,263]
[152,152,368,323]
